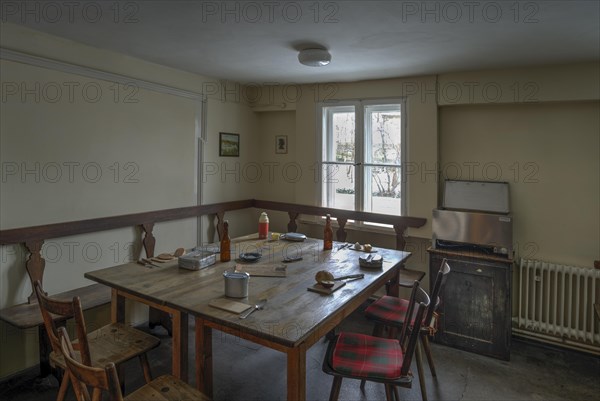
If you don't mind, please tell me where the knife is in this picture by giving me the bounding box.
[239,299,267,319]
[140,258,161,268]
[336,243,351,251]
[334,273,364,281]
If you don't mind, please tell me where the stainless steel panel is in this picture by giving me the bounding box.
[432,209,513,254]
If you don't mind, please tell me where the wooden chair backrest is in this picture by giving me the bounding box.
[33,280,92,366]
[397,280,420,346]
[423,259,451,326]
[59,326,123,401]
[400,286,430,377]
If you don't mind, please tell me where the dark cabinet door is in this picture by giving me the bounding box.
[430,252,511,360]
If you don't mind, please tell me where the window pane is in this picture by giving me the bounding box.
[366,105,401,165]
[365,166,401,215]
[326,109,355,163]
[323,163,355,211]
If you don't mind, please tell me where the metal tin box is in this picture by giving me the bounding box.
[178,249,217,270]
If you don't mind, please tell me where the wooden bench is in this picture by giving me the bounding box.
[365,268,425,303]
[398,268,426,287]
[0,283,111,376]
[0,199,427,378]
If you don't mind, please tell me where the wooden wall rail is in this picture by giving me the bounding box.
[0,199,426,303]
[0,200,253,244]
[253,200,426,251]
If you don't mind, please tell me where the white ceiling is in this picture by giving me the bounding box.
[5,1,600,83]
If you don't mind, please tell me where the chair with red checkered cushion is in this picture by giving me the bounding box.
[362,259,451,401]
[322,282,430,401]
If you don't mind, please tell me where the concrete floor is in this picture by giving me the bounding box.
[1,302,599,401]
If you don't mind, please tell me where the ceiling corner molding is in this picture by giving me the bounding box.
[0,47,208,141]
[250,103,294,112]
[0,47,206,102]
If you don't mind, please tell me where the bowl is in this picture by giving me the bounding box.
[359,254,383,268]
[239,252,262,263]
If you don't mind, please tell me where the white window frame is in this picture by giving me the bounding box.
[316,98,407,229]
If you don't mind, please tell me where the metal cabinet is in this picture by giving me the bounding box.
[428,249,512,360]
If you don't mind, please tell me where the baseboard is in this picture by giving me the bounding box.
[0,364,41,388]
[512,333,600,358]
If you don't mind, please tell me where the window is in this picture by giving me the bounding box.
[318,99,406,220]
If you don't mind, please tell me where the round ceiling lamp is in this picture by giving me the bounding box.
[298,48,331,67]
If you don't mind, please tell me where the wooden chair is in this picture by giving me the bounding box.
[33,280,160,401]
[58,326,210,401]
[322,281,430,401]
[362,259,451,400]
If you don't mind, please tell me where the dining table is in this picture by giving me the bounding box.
[85,234,415,401]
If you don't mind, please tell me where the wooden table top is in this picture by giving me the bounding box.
[85,235,412,348]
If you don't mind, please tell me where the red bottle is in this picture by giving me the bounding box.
[324,214,333,250]
[220,221,231,262]
[258,212,269,239]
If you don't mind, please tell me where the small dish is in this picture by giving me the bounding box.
[239,252,262,263]
[351,245,377,253]
[359,254,383,268]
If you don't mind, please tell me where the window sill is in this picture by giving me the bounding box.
[297,217,401,237]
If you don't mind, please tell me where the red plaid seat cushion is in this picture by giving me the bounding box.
[364,296,410,326]
[331,332,403,379]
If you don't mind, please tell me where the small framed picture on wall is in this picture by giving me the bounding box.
[275,135,288,154]
[219,132,240,157]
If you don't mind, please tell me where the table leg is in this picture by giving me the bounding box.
[388,268,401,297]
[171,311,188,381]
[287,344,307,401]
[195,318,213,398]
[110,289,125,323]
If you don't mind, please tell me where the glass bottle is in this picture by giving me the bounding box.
[324,214,333,250]
[220,220,231,262]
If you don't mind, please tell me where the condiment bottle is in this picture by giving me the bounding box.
[323,214,333,250]
[220,220,231,262]
[258,212,269,239]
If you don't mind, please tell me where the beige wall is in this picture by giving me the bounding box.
[437,62,599,268]
[248,78,440,229]
[0,23,258,378]
[252,63,600,270]
[440,101,599,267]
[256,110,297,204]
[198,98,260,242]
[438,63,599,105]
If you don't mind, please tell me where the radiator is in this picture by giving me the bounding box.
[513,258,600,354]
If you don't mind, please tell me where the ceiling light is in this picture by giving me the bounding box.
[298,48,331,67]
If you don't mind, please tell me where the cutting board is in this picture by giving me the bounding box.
[235,263,287,277]
[209,298,251,314]
[307,281,346,295]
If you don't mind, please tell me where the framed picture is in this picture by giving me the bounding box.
[219,132,240,157]
[275,135,288,154]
